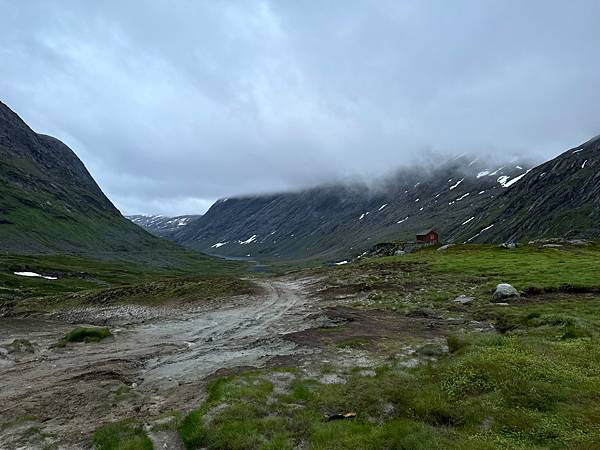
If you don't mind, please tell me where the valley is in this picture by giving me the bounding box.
[1,242,600,449]
[2,2,600,448]
[1,94,599,450]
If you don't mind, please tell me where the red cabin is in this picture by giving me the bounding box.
[416,229,439,244]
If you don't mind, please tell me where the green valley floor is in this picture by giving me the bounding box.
[1,243,599,449]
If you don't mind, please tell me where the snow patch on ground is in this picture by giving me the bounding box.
[397,216,409,224]
[378,204,388,211]
[476,170,490,178]
[14,271,57,280]
[582,160,588,169]
[462,217,475,225]
[335,261,349,265]
[489,167,504,176]
[211,242,229,249]
[456,192,470,201]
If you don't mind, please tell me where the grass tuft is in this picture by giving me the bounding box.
[54,327,112,348]
[92,420,153,450]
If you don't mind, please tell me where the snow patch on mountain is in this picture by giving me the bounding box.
[239,235,257,245]
[449,178,464,190]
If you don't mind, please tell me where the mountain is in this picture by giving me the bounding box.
[171,157,531,261]
[459,135,600,243]
[170,136,599,262]
[127,214,202,238]
[0,100,208,264]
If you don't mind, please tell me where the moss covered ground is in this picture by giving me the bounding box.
[174,243,600,449]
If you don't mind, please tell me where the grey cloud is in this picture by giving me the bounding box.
[1,0,599,215]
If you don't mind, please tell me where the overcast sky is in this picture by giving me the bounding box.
[1,1,599,215]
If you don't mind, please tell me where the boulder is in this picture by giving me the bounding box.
[437,244,453,252]
[492,283,519,301]
[453,295,475,304]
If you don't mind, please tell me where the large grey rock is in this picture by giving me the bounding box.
[437,244,453,252]
[492,283,520,301]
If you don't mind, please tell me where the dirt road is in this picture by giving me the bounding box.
[0,278,326,449]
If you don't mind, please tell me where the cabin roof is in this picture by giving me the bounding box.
[416,228,437,236]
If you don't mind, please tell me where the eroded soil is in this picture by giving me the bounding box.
[0,278,331,449]
[0,276,480,449]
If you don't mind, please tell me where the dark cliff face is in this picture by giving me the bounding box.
[462,136,600,243]
[0,100,174,256]
[172,158,532,261]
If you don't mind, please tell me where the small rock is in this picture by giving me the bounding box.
[382,402,395,415]
[398,358,419,368]
[320,373,346,385]
[499,242,516,249]
[453,295,475,304]
[131,382,138,388]
[437,244,453,252]
[394,250,406,256]
[481,416,494,431]
[492,283,519,301]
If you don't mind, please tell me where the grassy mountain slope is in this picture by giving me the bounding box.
[0,100,231,270]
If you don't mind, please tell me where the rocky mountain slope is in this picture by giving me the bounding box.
[460,135,600,243]
[0,100,210,264]
[126,215,201,238]
[169,136,599,262]
[171,158,531,261]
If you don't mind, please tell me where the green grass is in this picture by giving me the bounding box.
[179,327,600,449]
[177,243,600,449]
[92,420,153,450]
[336,338,370,349]
[54,327,112,347]
[0,253,253,315]
[394,243,600,292]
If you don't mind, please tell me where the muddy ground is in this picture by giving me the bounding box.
[0,276,466,449]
